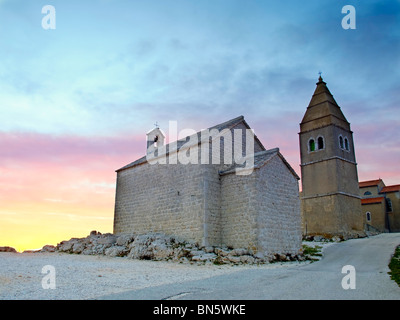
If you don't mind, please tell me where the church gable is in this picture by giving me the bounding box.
[219,148,300,180]
[116,115,265,172]
[228,120,265,154]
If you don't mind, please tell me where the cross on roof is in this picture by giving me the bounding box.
[318,71,323,82]
[154,121,159,129]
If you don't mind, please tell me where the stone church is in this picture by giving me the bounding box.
[113,116,302,258]
[113,75,370,257]
[299,76,365,239]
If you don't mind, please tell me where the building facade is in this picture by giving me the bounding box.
[360,179,400,232]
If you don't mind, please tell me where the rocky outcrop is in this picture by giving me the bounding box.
[53,231,305,265]
[40,245,56,252]
[0,246,17,253]
[57,231,117,255]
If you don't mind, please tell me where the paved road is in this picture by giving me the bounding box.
[98,233,400,300]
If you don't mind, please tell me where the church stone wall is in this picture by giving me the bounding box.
[113,162,206,245]
[202,165,223,246]
[220,170,258,251]
[220,155,302,256]
[255,155,302,256]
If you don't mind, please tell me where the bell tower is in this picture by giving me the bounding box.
[299,76,364,238]
[146,124,165,158]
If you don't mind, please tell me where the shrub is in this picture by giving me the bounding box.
[388,245,400,287]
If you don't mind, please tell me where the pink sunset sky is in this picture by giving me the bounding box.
[0,0,399,251]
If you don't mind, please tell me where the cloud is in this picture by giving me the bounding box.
[0,131,148,212]
[45,212,113,221]
[0,131,144,163]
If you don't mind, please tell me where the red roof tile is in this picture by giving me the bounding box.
[359,179,383,188]
[380,185,400,193]
[361,197,385,205]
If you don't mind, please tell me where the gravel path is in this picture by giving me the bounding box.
[0,252,309,300]
[99,234,400,300]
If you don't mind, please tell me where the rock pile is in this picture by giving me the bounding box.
[303,235,343,242]
[0,246,17,253]
[55,231,304,265]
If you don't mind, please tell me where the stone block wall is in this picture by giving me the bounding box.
[255,155,302,256]
[220,154,302,256]
[114,162,206,245]
[202,164,223,246]
[220,171,258,251]
[302,193,364,238]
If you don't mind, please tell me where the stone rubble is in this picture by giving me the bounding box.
[50,230,306,265]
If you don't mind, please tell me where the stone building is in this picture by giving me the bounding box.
[299,76,364,238]
[359,179,400,232]
[113,116,302,257]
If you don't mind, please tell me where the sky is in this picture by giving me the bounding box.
[0,0,399,251]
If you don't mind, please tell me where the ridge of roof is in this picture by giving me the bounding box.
[218,148,279,175]
[359,179,383,188]
[218,147,300,180]
[380,184,400,193]
[116,115,250,172]
[208,115,244,131]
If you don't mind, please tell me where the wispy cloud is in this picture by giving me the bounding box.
[45,212,113,221]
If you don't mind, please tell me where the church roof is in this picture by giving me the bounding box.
[361,197,385,205]
[208,115,245,131]
[116,115,263,172]
[300,76,350,132]
[219,148,300,180]
[359,179,384,188]
[380,185,400,193]
[117,155,147,172]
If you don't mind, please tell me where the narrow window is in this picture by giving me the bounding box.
[154,135,159,148]
[344,138,349,151]
[317,137,324,150]
[309,139,315,152]
[366,212,371,222]
[339,136,344,149]
[386,198,393,212]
